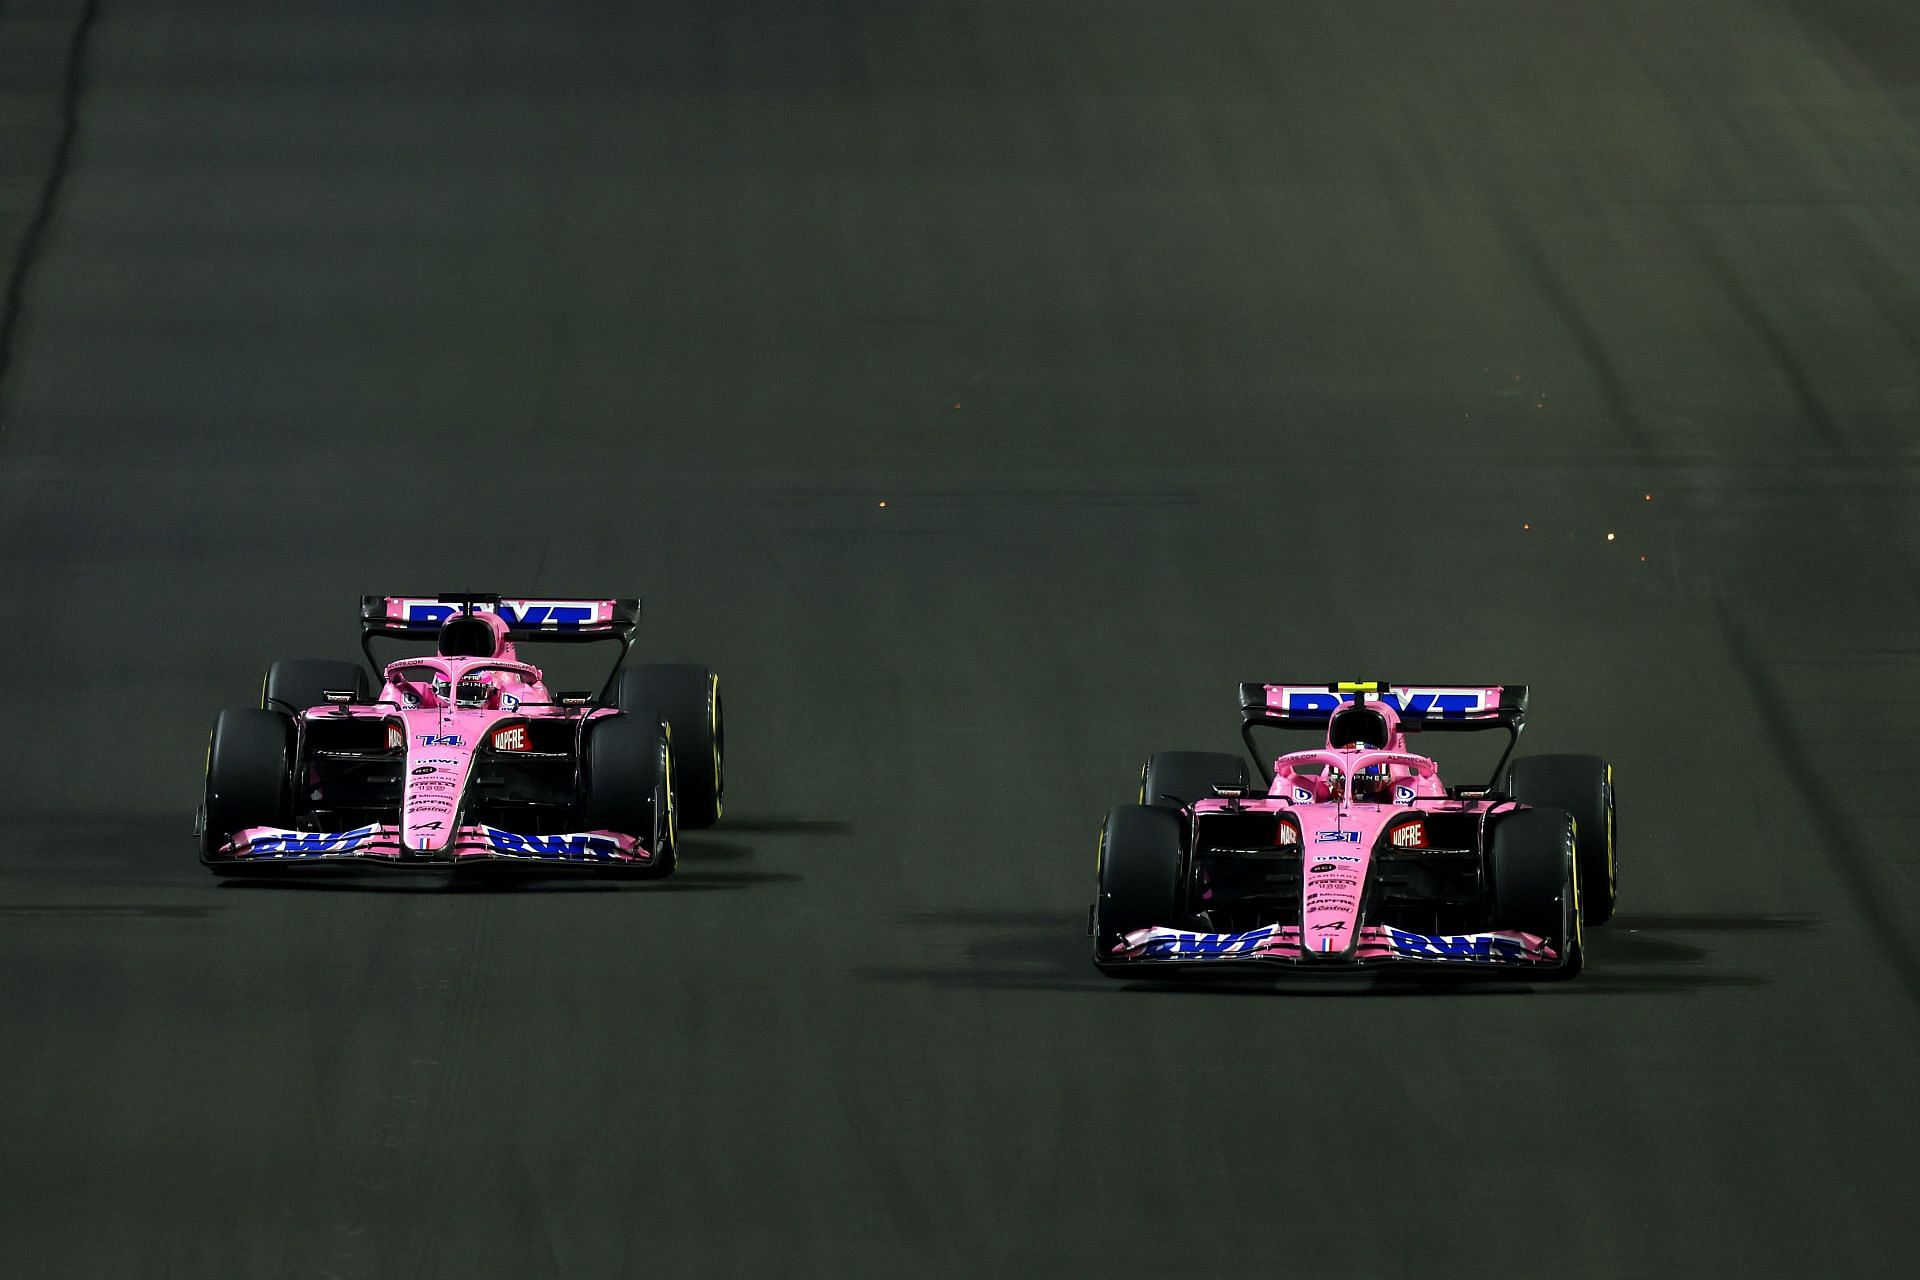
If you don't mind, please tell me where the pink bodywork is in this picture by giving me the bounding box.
[1113,692,1559,967]
[222,608,658,868]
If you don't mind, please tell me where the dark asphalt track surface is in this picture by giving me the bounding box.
[3,2,1919,1276]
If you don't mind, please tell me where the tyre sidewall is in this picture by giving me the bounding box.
[1507,753,1615,925]
[204,709,294,858]
[1094,805,1188,959]
[610,664,722,828]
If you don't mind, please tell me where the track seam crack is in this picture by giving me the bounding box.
[0,0,103,431]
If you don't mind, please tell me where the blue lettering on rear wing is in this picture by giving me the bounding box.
[1237,682,1528,729]
[360,595,638,637]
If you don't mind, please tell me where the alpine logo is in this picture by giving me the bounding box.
[490,725,529,752]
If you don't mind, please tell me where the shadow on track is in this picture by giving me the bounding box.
[713,815,851,835]
[859,908,1782,996]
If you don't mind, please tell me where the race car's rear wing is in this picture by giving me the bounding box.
[1238,681,1529,786]
[359,594,639,692]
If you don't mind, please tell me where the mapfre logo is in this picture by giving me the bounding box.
[1390,821,1426,848]
[491,725,529,752]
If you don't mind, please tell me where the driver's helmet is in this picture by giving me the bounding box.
[454,670,501,709]
[1352,763,1392,802]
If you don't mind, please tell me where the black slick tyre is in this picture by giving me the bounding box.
[1489,806,1583,981]
[202,709,294,866]
[609,664,722,829]
[1093,805,1187,976]
[1506,753,1616,925]
[587,712,677,878]
[1138,750,1250,809]
[262,659,371,715]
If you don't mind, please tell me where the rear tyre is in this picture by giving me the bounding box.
[1506,753,1616,925]
[1489,806,1583,981]
[202,710,294,866]
[1138,750,1250,809]
[262,659,371,715]
[609,664,723,829]
[1092,805,1187,976]
[586,712,677,878]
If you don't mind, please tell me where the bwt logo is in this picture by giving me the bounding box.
[484,830,626,862]
[248,826,376,856]
[1386,928,1534,962]
[1140,926,1278,959]
[1284,690,1485,718]
[402,602,595,631]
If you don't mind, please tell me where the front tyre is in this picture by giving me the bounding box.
[202,709,294,866]
[1092,805,1187,976]
[1489,806,1583,981]
[586,712,677,878]
[1506,754,1616,925]
[610,664,723,829]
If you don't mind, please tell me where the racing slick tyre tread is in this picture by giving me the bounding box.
[587,711,678,879]
[610,664,723,829]
[261,659,372,715]
[1093,804,1187,977]
[1138,750,1250,809]
[202,709,294,866]
[1506,753,1616,926]
[1489,806,1583,981]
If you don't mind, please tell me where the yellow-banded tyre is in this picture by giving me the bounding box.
[611,665,722,829]
[587,712,677,879]
[1506,754,1616,925]
[1489,806,1583,981]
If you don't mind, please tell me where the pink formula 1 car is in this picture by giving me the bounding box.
[199,595,723,877]
[1092,682,1615,980]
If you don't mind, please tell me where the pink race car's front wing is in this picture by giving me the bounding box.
[210,823,660,870]
[1105,923,1562,970]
